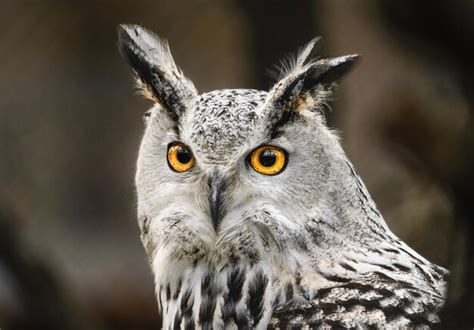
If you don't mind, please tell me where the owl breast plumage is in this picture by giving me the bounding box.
[118,25,448,329]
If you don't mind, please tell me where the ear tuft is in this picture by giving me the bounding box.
[262,41,360,130]
[117,24,197,120]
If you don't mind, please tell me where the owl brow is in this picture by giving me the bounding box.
[269,126,286,140]
[267,112,297,140]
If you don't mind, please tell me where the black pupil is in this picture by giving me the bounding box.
[259,149,277,167]
[177,147,192,164]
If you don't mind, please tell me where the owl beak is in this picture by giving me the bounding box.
[207,170,226,231]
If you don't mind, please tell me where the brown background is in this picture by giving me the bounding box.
[1,0,473,328]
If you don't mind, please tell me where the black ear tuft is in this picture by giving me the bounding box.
[308,55,360,87]
[262,51,360,130]
[117,25,152,83]
[117,25,156,99]
[117,24,197,120]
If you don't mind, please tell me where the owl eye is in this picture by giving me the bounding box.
[167,142,195,172]
[249,145,287,175]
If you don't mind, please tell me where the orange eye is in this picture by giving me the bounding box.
[249,145,287,175]
[167,142,195,173]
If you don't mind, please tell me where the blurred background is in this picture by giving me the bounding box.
[1,0,473,328]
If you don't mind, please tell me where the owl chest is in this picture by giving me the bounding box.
[158,267,438,329]
[157,263,277,330]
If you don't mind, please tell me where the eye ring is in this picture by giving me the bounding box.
[167,142,196,173]
[249,145,287,176]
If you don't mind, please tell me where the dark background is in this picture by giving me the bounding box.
[1,0,473,328]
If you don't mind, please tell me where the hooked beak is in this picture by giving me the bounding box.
[207,170,227,231]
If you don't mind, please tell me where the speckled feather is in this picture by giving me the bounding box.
[118,25,448,329]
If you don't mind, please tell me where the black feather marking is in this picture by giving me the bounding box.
[228,266,246,302]
[372,263,397,272]
[393,263,411,273]
[173,311,181,330]
[222,266,247,326]
[198,271,219,329]
[248,271,269,326]
[180,289,195,330]
[318,301,339,314]
[173,278,182,300]
[166,284,171,301]
[340,262,357,272]
[383,248,401,254]
[368,248,384,255]
[285,283,294,301]
[319,272,351,283]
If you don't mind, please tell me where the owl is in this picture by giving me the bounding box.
[118,25,447,329]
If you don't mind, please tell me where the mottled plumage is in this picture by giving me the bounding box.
[118,24,448,329]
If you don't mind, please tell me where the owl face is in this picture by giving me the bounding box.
[135,87,351,267]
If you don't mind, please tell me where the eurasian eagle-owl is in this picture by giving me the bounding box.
[117,25,447,329]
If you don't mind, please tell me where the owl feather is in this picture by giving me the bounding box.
[118,25,448,329]
[118,24,197,119]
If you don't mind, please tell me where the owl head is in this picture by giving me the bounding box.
[118,25,447,320]
[118,24,360,258]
